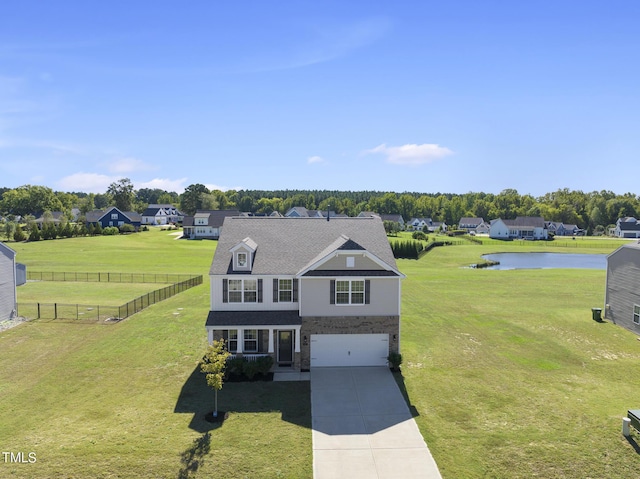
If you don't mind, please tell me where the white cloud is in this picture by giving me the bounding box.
[138,178,188,194]
[57,172,117,193]
[204,183,244,192]
[107,157,155,174]
[307,155,325,164]
[364,143,454,166]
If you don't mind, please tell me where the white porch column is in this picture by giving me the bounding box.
[237,328,244,353]
[294,326,301,353]
[268,328,274,353]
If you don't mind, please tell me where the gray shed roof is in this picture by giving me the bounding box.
[209,216,398,276]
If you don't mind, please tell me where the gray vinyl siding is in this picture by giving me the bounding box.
[210,275,299,311]
[0,244,17,321]
[605,245,640,333]
[316,254,385,271]
[299,277,400,317]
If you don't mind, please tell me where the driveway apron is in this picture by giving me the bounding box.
[311,367,442,479]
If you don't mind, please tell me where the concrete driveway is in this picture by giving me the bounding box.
[311,367,442,479]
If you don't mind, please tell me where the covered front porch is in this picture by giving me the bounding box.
[206,310,303,369]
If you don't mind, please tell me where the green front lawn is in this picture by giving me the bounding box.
[2,231,639,478]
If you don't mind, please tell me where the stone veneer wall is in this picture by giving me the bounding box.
[299,315,399,370]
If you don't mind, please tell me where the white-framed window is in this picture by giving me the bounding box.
[237,252,247,267]
[111,213,118,220]
[243,279,257,302]
[634,305,640,325]
[244,329,258,352]
[226,279,258,303]
[228,330,238,351]
[336,280,365,305]
[279,279,292,302]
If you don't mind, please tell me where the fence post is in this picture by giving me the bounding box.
[37,303,40,319]
[54,303,57,319]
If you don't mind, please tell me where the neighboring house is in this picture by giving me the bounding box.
[614,217,640,238]
[458,217,484,232]
[475,221,491,235]
[33,211,65,228]
[141,204,184,225]
[85,207,142,230]
[605,242,640,334]
[182,210,241,239]
[489,217,548,240]
[0,242,17,321]
[407,218,432,231]
[206,216,405,370]
[358,212,404,229]
[285,207,345,218]
[546,222,582,237]
[15,263,26,286]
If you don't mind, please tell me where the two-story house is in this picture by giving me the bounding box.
[85,207,141,230]
[182,210,241,239]
[206,216,404,370]
[141,204,184,225]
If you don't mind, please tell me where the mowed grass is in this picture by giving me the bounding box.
[3,229,640,478]
[400,242,640,478]
[17,281,168,305]
[0,229,312,479]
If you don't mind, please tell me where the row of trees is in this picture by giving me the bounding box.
[2,182,640,234]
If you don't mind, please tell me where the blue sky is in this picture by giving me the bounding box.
[1,1,639,196]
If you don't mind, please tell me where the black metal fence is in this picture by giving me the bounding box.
[17,274,203,322]
[27,271,198,284]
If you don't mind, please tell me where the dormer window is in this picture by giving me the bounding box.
[230,237,257,272]
[237,253,247,267]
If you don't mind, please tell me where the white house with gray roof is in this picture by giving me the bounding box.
[489,216,548,240]
[0,242,17,322]
[206,216,404,370]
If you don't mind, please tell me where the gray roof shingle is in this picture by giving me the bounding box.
[209,217,397,276]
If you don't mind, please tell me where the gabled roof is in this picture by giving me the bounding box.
[380,214,404,223]
[183,210,241,228]
[0,241,16,261]
[617,219,640,231]
[141,204,182,216]
[209,217,399,276]
[85,207,141,223]
[285,206,310,217]
[459,217,483,226]
[502,216,546,228]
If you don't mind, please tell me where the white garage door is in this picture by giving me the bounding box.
[310,334,389,367]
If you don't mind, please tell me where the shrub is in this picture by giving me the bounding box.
[242,359,260,380]
[388,352,403,371]
[102,226,119,235]
[28,224,41,241]
[412,231,426,241]
[13,226,26,242]
[225,357,245,378]
[254,355,274,376]
[119,224,135,234]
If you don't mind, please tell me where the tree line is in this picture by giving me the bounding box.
[1,181,639,235]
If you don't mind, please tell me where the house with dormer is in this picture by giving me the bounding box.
[182,210,240,239]
[206,216,404,370]
[614,217,640,238]
[141,204,184,225]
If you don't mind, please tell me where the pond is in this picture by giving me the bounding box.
[480,252,607,270]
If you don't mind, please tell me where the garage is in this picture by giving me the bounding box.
[310,334,389,367]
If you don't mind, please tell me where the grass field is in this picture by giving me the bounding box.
[2,229,640,478]
[17,281,169,305]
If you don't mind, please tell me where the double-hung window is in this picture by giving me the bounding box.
[279,279,292,302]
[243,279,257,302]
[224,278,262,303]
[334,280,366,305]
[634,305,640,325]
[228,330,238,351]
[244,330,258,352]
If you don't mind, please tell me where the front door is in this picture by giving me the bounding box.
[277,330,293,364]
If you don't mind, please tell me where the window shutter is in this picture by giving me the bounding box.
[273,279,279,302]
[365,280,371,304]
[330,280,335,305]
[293,279,299,302]
[222,278,228,303]
[258,279,263,303]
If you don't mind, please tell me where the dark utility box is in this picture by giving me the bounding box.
[627,410,640,432]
